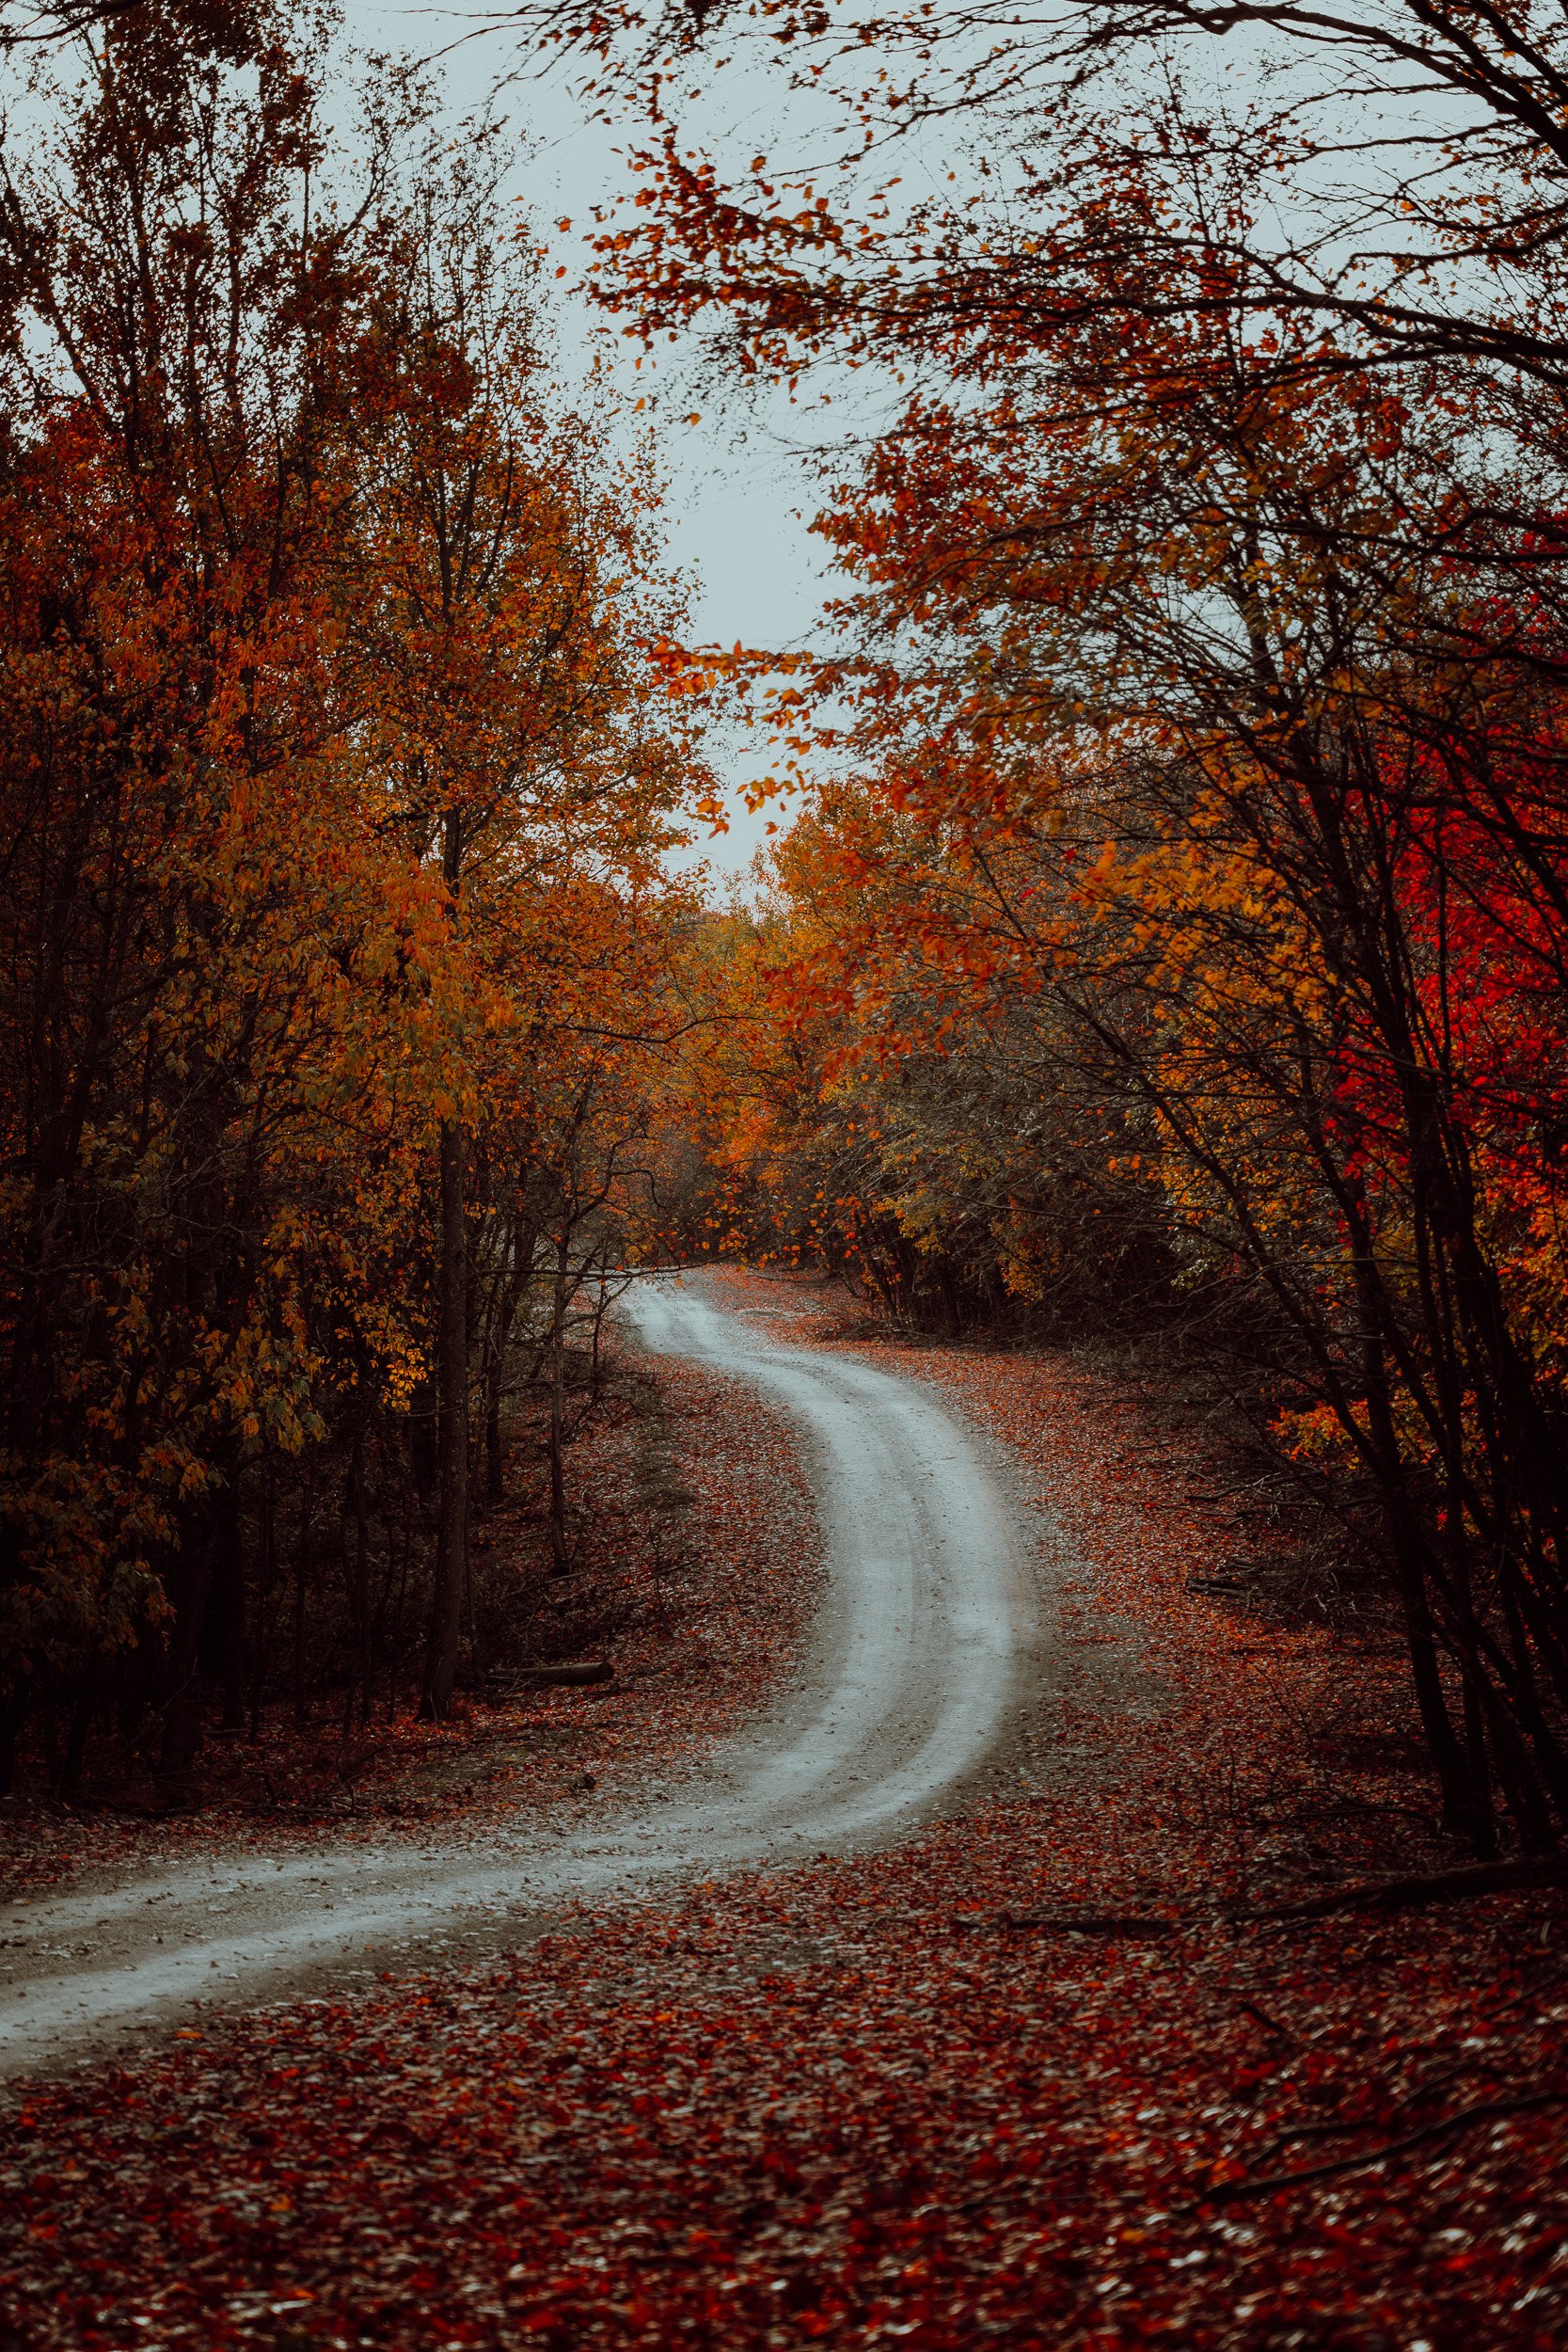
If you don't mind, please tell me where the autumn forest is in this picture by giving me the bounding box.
[6,0,1568,2344]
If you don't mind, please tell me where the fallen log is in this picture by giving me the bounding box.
[993,1911,1179,1937]
[1199,2088,1568,2206]
[1247,1851,1568,1923]
[512,1660,614,1688]
[983,1852,1568,1940]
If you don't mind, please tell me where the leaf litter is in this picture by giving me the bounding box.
[0,1346,825,1901]
[4,1273,1565,2349]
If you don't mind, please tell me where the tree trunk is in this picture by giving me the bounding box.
[1353,1248,1485,1847]
[0,1676,23,1795]
[547,1234,570,1576]
[214,1482,246,1734]
[293,1529,308,1729]
[422,1115,469,1718]
[353,1423,372,1728]
[484,1267,524,1504]
[248,1463,276,1742]
[158,1518,214,1804]
[1392,1544,1481,1841]
[59,1659,95,1800]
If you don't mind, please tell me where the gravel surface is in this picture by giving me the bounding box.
[0,1272,1052,2080]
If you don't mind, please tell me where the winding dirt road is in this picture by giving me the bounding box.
[0,1276,1044,2081]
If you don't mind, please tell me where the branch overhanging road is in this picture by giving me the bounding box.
[0,1276,1049,2081]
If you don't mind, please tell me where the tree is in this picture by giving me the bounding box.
[0,3,464,1788]
[344,128,702,1713]
[0,3,710,1788]
[582,12,1568,1844]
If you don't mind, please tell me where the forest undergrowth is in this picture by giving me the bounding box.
[0,1343,824,1900]
[4,1273,1564,2350]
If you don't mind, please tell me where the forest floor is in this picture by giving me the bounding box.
[4,1269,1567,2348]
[0,1273,1033,2074]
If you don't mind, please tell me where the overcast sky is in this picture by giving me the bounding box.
[336,3,836,880]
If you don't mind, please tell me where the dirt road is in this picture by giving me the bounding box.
[0,1275,1044,2079]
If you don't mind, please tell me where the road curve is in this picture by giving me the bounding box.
[0,1275,1040,2081]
